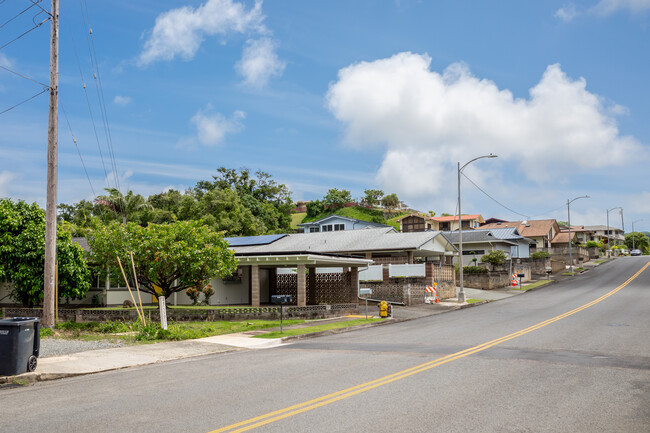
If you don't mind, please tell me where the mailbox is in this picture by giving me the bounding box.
[545,267,552,273]
[359,288,372,295]
[517,273,525,278]
[271,295,293,304]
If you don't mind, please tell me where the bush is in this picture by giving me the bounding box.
[202,284,214,305]
[186,287,201,306]
[586,241,599,248]
[531,251,550,259]
[462,266,488,274]
[481,250,507,266]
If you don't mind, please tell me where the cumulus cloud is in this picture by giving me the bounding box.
[113,95,132,106]
[189,105,246,146]
[326,52,644,201]
[138,0,266,66]
[235,37,286,87]
[556,0,650,21]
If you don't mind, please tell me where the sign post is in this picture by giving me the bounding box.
[359,288,372,319]
[271,295,293,333]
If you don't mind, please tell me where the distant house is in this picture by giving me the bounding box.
[550,231,578,248]
[580,225,625,246]
[398,213,484,232]
[443,227,531,263]
[298,215,390,233]
[480,219,560,250]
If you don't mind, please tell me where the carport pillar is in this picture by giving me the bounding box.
[407,251,414,264]
[297,264,307,307]
[350,267,359,301]
[251,265,260,307]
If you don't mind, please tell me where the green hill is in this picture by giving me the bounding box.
[299,207,410,231]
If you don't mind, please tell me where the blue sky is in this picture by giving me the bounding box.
[1,0,649,231]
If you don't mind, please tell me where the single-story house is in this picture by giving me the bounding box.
[298,215,390,233]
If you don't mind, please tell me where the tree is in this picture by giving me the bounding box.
[323,188,352,210]
[381,193,400,211]
[95,188,152,224]
[481,250,507,266]
[625,232,649,251]
[363,189,384,207]
[0,198,91,307]
[88,220,237,300]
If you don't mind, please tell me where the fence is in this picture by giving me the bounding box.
[1,304,360,323]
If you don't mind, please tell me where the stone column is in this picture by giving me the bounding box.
[251,265,260,307]
[308,266,316,305]
[407,251,414,264]
[297,264,306,307]
[350,266,359,303]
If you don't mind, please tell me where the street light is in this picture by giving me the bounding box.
[632,219,643,250]
[567,195,589,273]
[457,153,498,303]
[606,207,623,257]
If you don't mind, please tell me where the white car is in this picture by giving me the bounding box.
[630,249,642,256]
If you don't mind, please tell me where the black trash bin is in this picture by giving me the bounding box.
[0,317,40,376]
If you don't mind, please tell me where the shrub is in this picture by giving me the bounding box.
[186,287,201,306]
[531,251,550,259]
[203,284,214,305]
[463,266,488,274]
[481,250,507,266]
[586,241,599,248]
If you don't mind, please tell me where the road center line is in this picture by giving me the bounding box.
[210,262,649,433]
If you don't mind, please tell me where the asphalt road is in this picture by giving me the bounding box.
[1,257,648,433]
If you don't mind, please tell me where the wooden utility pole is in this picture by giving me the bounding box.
[43,0,59,328]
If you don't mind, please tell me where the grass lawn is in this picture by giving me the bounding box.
[465,298,485,304]
[511,280,552,291]
[290,212,306,229]
[254,318,382,339]
[41,319,306,343]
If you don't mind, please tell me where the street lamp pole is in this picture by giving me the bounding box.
[631,219,643,250]
[567,195,589,273]
[606,207,623,257]
[457,154,498,303]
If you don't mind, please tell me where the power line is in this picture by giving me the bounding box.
[0,87,48,115]
[0,1,39,30]
[0,63,48,86]
[462,172,530,219]
[0,15,49,51]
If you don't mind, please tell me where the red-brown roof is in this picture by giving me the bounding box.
[481,219,559,238]
[551,231,577,244]
[432,214,483,222]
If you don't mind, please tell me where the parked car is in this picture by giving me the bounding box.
[630,249,642,256]
[620,249,629,255]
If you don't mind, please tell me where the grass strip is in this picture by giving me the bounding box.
[254,318,382,339]
[512,280,552,291]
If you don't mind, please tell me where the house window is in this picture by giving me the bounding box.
[463,250,485,255]
[309,227,319,233]
[440,222,450,231]
[321,224,332,232]
[334,224,345,231]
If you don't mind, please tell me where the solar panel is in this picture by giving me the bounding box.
[224,234,288,246]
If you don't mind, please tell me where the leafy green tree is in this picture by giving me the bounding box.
[306,200,325,218]
[363,189,384,207]
[88,220,237,299]
[381,193,400,211]
[95,188,152,224]
[0,198,91,307]
[625,232,649,251]
[323,188,352,210]
[481,250,507,266]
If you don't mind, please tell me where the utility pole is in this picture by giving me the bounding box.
[43,0,59,328]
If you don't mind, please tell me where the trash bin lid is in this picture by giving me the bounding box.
[0,317,40,326]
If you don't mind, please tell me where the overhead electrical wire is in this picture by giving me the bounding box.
[0,15,49,51]
[0,87,48,115]
[0,1,40,30]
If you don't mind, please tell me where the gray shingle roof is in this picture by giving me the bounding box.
[232,227,451,254]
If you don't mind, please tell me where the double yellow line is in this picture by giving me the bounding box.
[211,262,649,433]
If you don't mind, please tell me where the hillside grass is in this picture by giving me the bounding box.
[300,206,411,230]
[290,212,307,229]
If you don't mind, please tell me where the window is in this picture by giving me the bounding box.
[321,224,332,232]
[334,224,345,231]
[309,227,319,233]
[462,250,485,255]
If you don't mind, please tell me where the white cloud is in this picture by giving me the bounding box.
[0,171,15,196]
[189,106,246,146]
[556,0,650,21]
[113,95,132,106]
[235,37,286,87]
[138,0,266,66]
[0,53,13,68]
[326,52,645,202]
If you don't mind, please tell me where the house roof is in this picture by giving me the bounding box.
[432,214,483,222]
[442,227,529,245]
[297,214,390,228]
[551,231,577,244]
[583,225,623,232]
[395,212,430,222]
[480,219,558,238]
[230,227,455,256]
